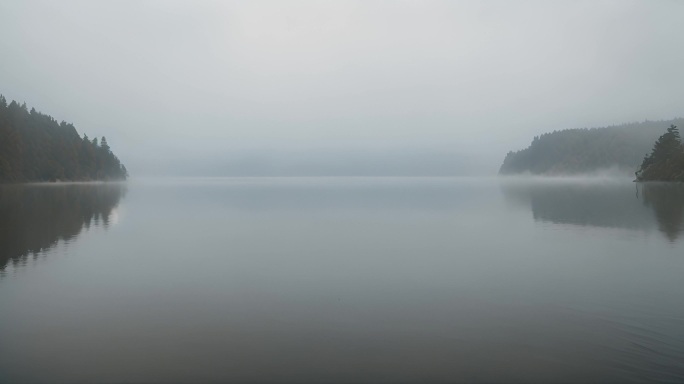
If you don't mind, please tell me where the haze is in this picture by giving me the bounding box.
[1,0,683,176]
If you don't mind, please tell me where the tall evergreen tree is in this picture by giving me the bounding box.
[100,136,110,153]
[636,125,684,182]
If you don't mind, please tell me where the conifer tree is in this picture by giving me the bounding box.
[636,125,684,181]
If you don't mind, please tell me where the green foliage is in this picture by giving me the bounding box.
[635,125,684,182]
[0,95,127,182]
[499,119,684,175]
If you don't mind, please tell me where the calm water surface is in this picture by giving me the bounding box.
[1,177,683,382]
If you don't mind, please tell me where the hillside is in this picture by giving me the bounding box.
[0,95,127,182]
[499,118,684,175]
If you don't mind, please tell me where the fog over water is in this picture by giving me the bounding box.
[1,178,684,382]
[2,1,684,175]
[3,2,684,382]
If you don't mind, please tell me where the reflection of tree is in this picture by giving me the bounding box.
[641,183,684,242]
[500,181,684,241]
[501,182,655,230]
[0,183,126,271]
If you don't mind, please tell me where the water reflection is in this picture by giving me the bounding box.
[136,177,488,213]
[641,183,684,241]
[500,180,684,241]
[1,178,683,382]
[0,183,126,271]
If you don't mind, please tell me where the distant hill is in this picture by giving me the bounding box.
[499,118,684,175]
[0,95,127,182]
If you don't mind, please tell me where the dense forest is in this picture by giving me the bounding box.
[499,118,684,175]
[635,125,684,182]
[0,95,127,182]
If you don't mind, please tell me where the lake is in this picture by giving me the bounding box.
[1,177,683,382]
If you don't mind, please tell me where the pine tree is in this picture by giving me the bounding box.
[100,136,110,153]
[636,125,684,181]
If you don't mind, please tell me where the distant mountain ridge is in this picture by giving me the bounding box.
[0,95,127,182]
[499,118,684,175]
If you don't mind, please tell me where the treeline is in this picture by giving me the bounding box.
[635,125,684,182]
[0,95,127,182]
[499,118,684,175]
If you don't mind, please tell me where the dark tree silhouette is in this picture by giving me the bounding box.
[499,119,684,175]
[635,125,684,182]
[0,95,127,182]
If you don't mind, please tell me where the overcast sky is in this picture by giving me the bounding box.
[1,0,683,175]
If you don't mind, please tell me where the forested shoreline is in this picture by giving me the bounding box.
[499,118,684,176]
[635,125,684,182]
[0,95,127,182]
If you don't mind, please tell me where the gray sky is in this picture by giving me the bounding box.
[1,0,683,175]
